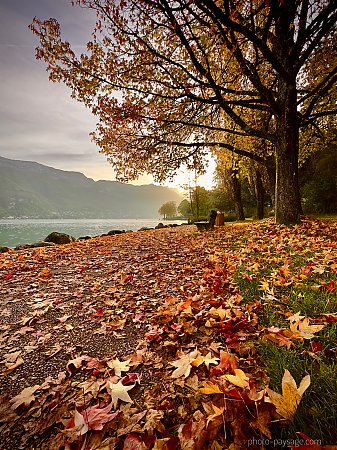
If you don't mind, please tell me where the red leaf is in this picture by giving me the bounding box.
[123,433,146,450]
[91,307,103,317]
[210,350,238,376]
[325,315,337,323]
[310,341,323,353]
[145,329,161,342]
[122,373,141,385]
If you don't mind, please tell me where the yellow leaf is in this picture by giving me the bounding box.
[199,381,222,394]
[267,369,310,420]
[259,280,269,291]
[206,404,224,427]
[289,318,324,339]
[191,355,204,367]
[221,369,249,388]
[209,307,231,319]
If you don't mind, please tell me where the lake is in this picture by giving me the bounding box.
[0,218,187,248]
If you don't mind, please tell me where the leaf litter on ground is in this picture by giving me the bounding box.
[0,219,336,449]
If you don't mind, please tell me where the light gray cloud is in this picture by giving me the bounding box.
[0,0,132,182]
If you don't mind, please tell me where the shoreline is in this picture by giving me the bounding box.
[0,221,190,252]
[0,218,189,250]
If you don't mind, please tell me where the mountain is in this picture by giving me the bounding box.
[0,156,183,219]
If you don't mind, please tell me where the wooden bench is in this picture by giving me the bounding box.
[194,210,217,231]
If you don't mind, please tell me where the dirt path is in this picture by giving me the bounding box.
[1,221,335,449]
[1,225,257,449]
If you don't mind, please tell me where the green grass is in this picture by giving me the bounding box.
[289,286,337,317]
[234,250,337,444]
[259,344,337,444]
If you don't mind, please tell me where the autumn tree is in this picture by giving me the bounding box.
[158,201,177,219]
[31,0,337,224]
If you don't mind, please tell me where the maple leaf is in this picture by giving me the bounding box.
[1,351,21,364]
[3,357,24,375]
[267,369,310,420]
[199,381,222,395]
[66,355,90,373]
[202,352,220,370]
[221,369,249,389]
[107,357,131,376]
[143,409,165,436]
[178,410,208,450]
[78,379,104,397]
[208,306,231,319]
[170,349,199,379]
[73,401,118,435]
[259,280,270,291]
[204,403,224,427]
[287,311,305,322]
[210,350,238,376]
[11,385,40,409]
[106,379,135,409]
[289,318,325,339]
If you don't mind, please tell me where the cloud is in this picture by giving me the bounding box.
[0,0,110,178]
[0,0,214,188]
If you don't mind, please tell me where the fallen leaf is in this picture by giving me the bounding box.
[73,401,118,435]
[287,312,305,322]
[122,433,147,450]
[267,369,310,420]
[205,404,224,427]
[199,381,222,395]
[2,357,24,375]
[289,318,325,339]
[66,355,90,373]
[106,379,135,409]
[221,369,249,389]
[202,352,220,370]
[170,349,199,379]
[143,409,165,436]
[107,357,131,377]
[11,385,40,409]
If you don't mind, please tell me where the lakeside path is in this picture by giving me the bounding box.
[0,221,336,449]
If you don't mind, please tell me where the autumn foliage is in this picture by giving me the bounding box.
[0,220,337,448]
[29,0,337,225]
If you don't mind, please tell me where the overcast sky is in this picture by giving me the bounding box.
[0,0,214,188]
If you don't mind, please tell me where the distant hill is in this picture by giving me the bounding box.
[0,156,182,219]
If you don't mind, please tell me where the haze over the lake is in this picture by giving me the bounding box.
[0,0,214,189]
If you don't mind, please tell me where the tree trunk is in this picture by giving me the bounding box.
[274,81,302,224]
[265,156,276,208]
[273,2,303,225]
[254,169,265,220]
[231,171,245,220]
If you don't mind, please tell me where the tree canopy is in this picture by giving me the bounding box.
[30,0,337,224]
[158,200,177,219]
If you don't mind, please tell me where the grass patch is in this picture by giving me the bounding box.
[289,286,337,317]
[259,343,337,444]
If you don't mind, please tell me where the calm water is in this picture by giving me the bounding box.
[0,218,187,248]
